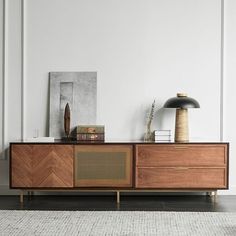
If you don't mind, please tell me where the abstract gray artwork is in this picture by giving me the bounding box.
[49,72,97,139]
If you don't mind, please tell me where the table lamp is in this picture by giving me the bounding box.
[163,93,200,142]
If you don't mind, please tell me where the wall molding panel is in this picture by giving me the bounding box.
[1,0,7,160]
[0,0,4,159]
[21,0,25,141]
[220,0,225,141]
[1,0,23,160]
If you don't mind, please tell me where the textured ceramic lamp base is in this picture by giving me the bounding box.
[175,108,189,142]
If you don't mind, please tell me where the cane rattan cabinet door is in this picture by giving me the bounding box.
[74,145,133,187]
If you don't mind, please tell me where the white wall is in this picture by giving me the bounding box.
[1,0,235,194]
[25,0,221,141]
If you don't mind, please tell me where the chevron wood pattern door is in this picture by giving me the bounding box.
[11,144,33,187]
[11,144,73,188]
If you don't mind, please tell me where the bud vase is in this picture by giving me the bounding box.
[144,127,153,142]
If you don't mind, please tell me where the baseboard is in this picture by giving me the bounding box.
[1,185,236,195]
[218,186,236,195]
[0,185,19,195]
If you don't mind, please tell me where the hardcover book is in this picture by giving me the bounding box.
[77,125,105,134]
[77,133,105,141]
[153,130,171,136]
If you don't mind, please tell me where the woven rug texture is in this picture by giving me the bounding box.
[0,210,236,236]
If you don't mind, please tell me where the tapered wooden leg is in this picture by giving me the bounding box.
[117,191,120,204]
[20,190,24,203]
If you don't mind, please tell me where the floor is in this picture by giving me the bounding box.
[0,195,235,212]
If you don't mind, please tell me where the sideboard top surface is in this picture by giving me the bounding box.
[9,140,229,145]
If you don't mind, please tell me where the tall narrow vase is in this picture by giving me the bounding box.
[144,127,152,142]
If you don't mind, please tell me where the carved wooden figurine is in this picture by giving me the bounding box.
[64,103,71,138]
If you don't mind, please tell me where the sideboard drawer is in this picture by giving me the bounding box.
[136,144,227,167]
[136,167,227,188]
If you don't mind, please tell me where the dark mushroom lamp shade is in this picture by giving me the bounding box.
[163,93,200,142]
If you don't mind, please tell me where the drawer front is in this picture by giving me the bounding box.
[136,167,227,188]
[74,145,133,187]
[136,145,227,167]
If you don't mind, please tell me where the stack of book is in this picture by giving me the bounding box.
[153,130,171,142]
[77,125,105,141]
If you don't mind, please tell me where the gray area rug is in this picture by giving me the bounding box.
[0,211,236,236]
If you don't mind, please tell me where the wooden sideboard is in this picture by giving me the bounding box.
[9,142,229,203]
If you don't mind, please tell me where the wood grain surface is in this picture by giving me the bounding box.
[136,144,227,167]
[11,144,73,188]
[136,167,226,188]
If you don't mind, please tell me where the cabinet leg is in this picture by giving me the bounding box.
[116,191,120,204]
[208,191,217,202]
[213,191,217,202]
[27,191,34,200]
[20,190,24,204]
